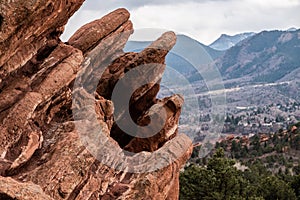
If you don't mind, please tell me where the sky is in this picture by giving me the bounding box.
[61,0,300,45]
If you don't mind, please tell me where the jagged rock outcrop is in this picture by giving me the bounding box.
[0,1,192,200]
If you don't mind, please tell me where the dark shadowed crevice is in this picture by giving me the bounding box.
[110,124,134,148]
[0,15,3,29]
[0,193,16,200]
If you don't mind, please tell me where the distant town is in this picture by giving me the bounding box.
[222,101,300,135]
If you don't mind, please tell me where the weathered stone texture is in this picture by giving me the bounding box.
[0,1,192,199]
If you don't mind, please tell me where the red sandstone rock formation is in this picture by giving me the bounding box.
[0,1,192,199]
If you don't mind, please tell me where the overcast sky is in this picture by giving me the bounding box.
[61,0,300,45]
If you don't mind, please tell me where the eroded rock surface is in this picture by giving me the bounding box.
[0,1,192,200]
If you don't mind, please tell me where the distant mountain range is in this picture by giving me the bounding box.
[124,35,223,78]
[125,34,223,60]
[209,28,299,51]
[209,32,256,51]
[216,29,300,84]
[124,28,300,85]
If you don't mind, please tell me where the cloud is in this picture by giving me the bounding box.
[61,0,300,44]
[129,0,300,44]
[81,0,234,11]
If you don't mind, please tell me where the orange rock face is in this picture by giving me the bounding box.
[0,1,192,199]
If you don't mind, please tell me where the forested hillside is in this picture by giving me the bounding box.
[180,122,300,200]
